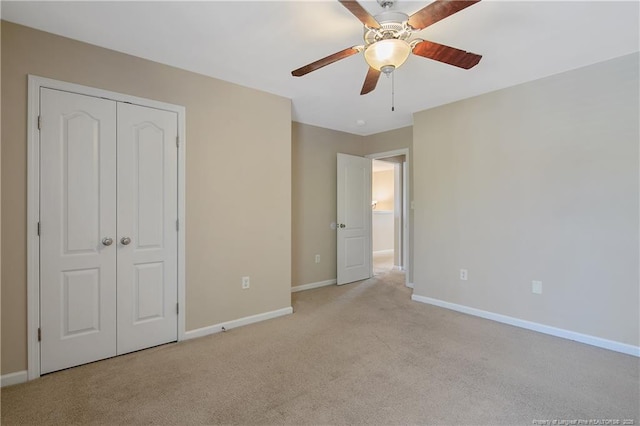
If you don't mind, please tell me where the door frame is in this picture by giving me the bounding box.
[366,149,411,287]
[26,75,187,380]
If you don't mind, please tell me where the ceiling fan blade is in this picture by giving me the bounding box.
[361,67,381,95]
[291,47,361,77]
[408,0,480,31]
[412,40,482,69]
[338,0,380,29]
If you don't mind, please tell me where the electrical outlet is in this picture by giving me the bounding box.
[532,280,542,294]
[242,276,250,289]
[315,254,320,264]
[460,269,468,281]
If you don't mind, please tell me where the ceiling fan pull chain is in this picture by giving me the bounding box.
[391,70,395,112]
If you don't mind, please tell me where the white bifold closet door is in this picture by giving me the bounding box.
[39,88,178,374]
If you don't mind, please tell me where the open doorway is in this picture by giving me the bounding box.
[368,149,409,287]
[372,159,397,274]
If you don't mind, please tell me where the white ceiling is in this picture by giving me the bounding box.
[2,0,639,136]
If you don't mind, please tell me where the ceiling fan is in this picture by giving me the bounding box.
[291,0,483,95]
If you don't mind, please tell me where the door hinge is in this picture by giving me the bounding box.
[38,328,41,342]
[176,136,179,148]
[176,219,179,231]
[37,115,42,130]
[37,221,40,236]
[176,303,179,314]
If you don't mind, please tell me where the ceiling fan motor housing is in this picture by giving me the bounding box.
[364,10,411,45]
[375,10,408,25]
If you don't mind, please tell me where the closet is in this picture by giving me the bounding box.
[38,88,179,374]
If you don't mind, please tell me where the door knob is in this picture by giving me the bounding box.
[102,237,113,246]
[120,236,132,246]
[339,223,346,228]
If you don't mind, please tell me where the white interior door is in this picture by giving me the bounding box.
[39,88,117,374]
[337,153,372,285]
[116,103,178,355]
[40,89,179,373]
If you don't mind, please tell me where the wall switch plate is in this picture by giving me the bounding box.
[242,276,250,289]
[532,280,542,294]
[460,269,468,281]
[315,254,320,264]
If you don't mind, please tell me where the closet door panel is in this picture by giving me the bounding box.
[39,88,117,374]
[116,103,178,355]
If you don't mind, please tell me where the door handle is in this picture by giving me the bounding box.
[339,223,346,228]
[102,237,113,246]
[120,236,132,246]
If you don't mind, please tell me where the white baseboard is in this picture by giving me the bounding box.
[407,282,414,289]
[1,370,28,387]
[411,294,640,357]
[184,306,293,340]
[373,249,394,255]
[291,279,336,293]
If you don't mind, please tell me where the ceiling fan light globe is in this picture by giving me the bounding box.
[364,39,411,71]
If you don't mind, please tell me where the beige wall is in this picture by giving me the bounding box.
[0,19,3,374]
[413,53,639,346]
[1,21,292,375]
[372,169,394,211]
[291,122,363,287]
[372,170,395,252]
[363,126,413,158]
[291,123,414,288]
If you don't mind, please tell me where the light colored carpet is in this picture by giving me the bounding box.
[2,269,638,425]
[373,251,395,275]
